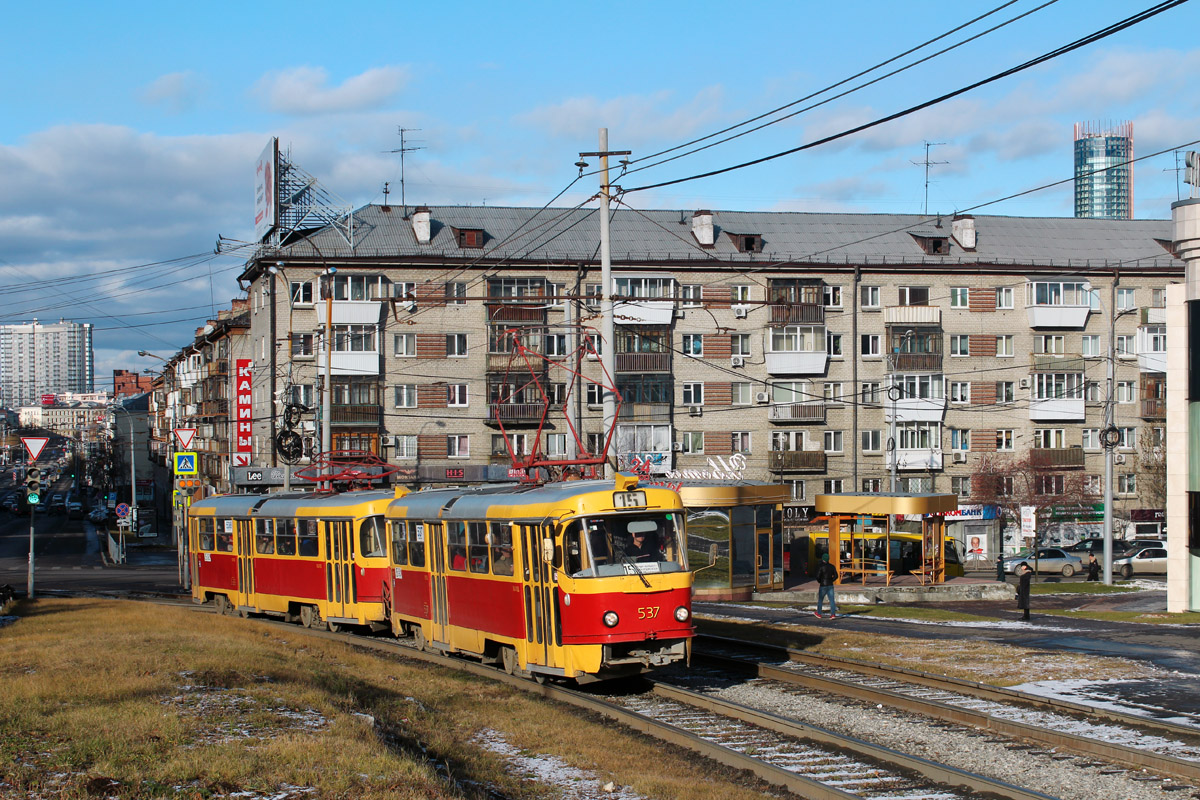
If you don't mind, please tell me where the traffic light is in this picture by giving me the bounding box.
[25,467,41,505]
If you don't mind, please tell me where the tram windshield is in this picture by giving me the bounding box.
[564,512,687,577]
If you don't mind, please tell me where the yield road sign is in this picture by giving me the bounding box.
[174,428,196,449]
[21,437,49,462]
[174,452,197,475]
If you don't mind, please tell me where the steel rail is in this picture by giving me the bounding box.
[696,634,1200,784]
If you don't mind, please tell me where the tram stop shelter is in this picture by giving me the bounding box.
[815,492,959,586]
[680,482,790,601]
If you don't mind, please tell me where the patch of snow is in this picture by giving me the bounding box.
[472,728,646,800]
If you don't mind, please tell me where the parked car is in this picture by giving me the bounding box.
[1113,547,1169,578]
[1002,547,1085,577]
[1066,538,1135,556]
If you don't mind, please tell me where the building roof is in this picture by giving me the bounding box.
[249,205,1182,276]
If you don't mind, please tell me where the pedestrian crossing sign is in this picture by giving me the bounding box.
[174,452,198,475]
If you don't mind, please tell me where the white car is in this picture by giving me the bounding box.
[1113,547,1168,578]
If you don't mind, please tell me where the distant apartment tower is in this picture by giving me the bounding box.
[1074,121,1133,220]
[0,319,94,408]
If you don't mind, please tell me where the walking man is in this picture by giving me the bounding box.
[814,553,839,619]
[1016,561,1033,621]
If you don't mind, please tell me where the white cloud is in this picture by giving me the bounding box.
[517,86,726,144]
[139,71,207,114]
[252,65,409,115]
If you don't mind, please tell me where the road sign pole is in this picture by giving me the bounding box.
[27,504,34,599]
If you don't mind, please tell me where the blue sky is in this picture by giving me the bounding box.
[1,0,1197,381]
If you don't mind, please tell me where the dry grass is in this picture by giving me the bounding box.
[0,599,776,800]
[696,617,1159,687]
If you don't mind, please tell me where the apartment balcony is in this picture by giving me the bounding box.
[884,396,947,423]
[1029,397,1085,422]
[486,352,548,373]
[769,451,826,472]
[616,352,671,372]
[199,399,229,417]
[1029,447,1085,469]
[1030,353,1086,371]
[330,404,382,427]
[886,449,944,471]
[765,350,828,376]
[486,403,545,426]
[768,402,826,423]
[769,303,824,325]
[315,299,385,326]
[612,298,674,326]
[884,306,941,326]
[316,351,381,377]
[486,303,547,323]
[206,359,228,377]
[889,352,942,372]
[1026,303,1090,329]
[1141,398,1166,419]
[617,402,671,423]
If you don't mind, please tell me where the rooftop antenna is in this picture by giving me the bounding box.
[382,181,390,209]
[389,128,425,219]
[911,141,948,215]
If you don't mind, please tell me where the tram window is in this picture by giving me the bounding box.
[360,515,386,558]
[197,518,215,551]
[214,520,233,553]
[255,519,275,554]
[389,521,408,566]
[298,519,319,557]
[409,523,426,567]
[564,521,586,576]
[277,518,297,556]
[490,522,513,576]
[468,521,490,574]
[447,521,467,571]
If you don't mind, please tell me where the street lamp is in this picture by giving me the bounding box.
[1102,303,1139,584]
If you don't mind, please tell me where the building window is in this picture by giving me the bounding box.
[861,430,881,452]
[731,382,751,405]
[950,428,970,450]
[586,384,602,407]
[996,430,1014,451]
[1118,426,1136,448]
[731,285,751,304]
[861,382,881,405]
[1033,428,1066,449]
[824,430,843,453]
[1081,335,1101,357]
[1034,334,1065,355]
[1152,288,1166,308]
[1116,335,1135,356]
[290,384,314,408]
[682,382,704,406]
[548,383,568,405]
[1084,474,1101,494]
[1146,326,1166,354]
[1116,287,1136,310]
[445,282,467,305]
[682,334,703,357]
[824,479,844,493]
[951,476,971,497]
[996,335,1014,357]
[545,333,567,357]
[447,384,468,407]
[332,325,377,353]
[394,333,415,357]
[290,333,314,357]
[996,287,1014,309]
[949,382,970,403]
[826,333,843,356]
[1082,429,1099,449]
[950,335,969,356]
[585,433,603,455]
[1028,280,1093,307]
[680,431,704,453]
[489,277,546,302]
[823,383,845,404]
[1115,381,1135,403]
[861,286,880,309]
[788,480,806,501]
[823,285,842,308]
[1086,381,1103,402]
[897,422,938,449]
[614,276,674,299]
[393,435,417,459]
[1118,474,1137,494]
[731,334,751,356]
[898,286,929,306]
[394,385,417,408]
[1036,474,1066,495]
[546,434,567,457]
[771,431,805,451]
[949,287,968,308]
[678,284,702,307]
[731,432,751,453]
[770,325,824,354]
[492,434,530,457]
[290,281,314,305]
[861,334,881,357]
[1033,373,1083,400]
[996,381,1015,404]
[456,228,485,248]
[446,435,470,458]
[446,334,468,357]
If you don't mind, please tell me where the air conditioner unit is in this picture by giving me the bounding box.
[674,308,685,319]
[1114,453,1127,465]
[688,406,703,417]
[1019,378,1030,389]
[952,451,966,463]
[755,392,771,404]
[672,442,684,452]
[733,305,749,318]
[731,355,745,368]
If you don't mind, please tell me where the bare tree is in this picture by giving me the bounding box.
[1136,428,1166,510]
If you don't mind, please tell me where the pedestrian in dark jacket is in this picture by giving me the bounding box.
[1015,561,1033,621]
[1086,554,1100,582]
[814,553,839,619]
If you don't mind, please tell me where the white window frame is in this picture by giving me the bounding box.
[950,335,969,357]
[949,382,970,403]
[678,284,703,307]
[447,384,469,407]
[996,287,1014,309]
[861,430,881,453]
[949,287,968,308]
[996,335,1014,357]
[1116,287,1136,310]
[1081,335,1101,357]
[731,333,751,356]
[447,435,469,458]
[682,382,704,406]
[823,430,843,453]
[446,333,468,357]
[680,431,704,454]
[394,384,417,408]
[546,433,568,457]
[861,334,881,357]
[682,334,703,357]
[731,382,752,405]
[996,430,1015,451]
[861,285,880,309]
[394,333,416,357]
[823,285,843,308]
[393,434,417,459]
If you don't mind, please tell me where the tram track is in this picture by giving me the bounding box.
[692,633,1200,791]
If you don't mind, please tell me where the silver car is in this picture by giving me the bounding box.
[1002,547,1085,577]
[1113,547,1168,578]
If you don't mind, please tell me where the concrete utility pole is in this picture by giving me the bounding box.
[579,130,630,479]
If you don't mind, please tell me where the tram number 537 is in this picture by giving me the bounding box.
[637,606,660,620]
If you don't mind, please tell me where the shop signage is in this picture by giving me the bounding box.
[235,359,253,467]
[663,453,746,483]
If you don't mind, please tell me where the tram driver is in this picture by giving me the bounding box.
[626,522,663,563]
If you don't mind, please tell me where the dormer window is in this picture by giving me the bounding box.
[727,232,763,253]
[910,233,950,255]
[454,228,485,249]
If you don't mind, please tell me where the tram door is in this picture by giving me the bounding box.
[324,519,354,621]
[521,524,555,669]
[426,522,449,644]
[235,519,256,610]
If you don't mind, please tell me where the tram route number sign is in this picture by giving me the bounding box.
[613,490,646,508]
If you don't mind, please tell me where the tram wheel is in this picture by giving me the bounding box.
[413,627,427,652]
[501,646,518,675]
[300,605,319,629]
[238,606,250,619]
[326,619,341,633]
[532,672,547,685]
[213,595,230,616]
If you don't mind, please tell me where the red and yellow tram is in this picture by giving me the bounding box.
[188,474,693,681]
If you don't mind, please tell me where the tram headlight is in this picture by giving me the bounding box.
[602,611,619,628]
[674,606,690,623]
